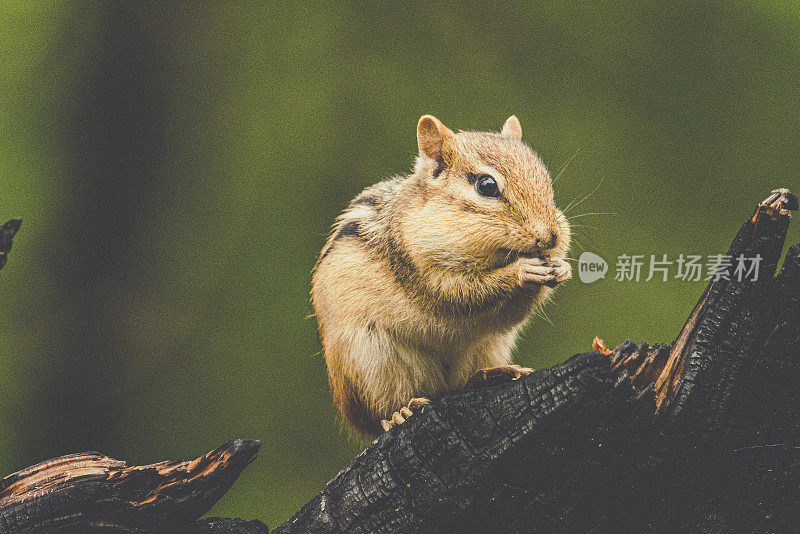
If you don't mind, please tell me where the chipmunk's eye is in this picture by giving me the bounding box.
[475,174,500,198]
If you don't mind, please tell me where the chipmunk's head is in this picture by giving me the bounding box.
[403,115,570,270]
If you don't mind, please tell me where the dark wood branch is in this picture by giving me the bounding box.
[0,188,797,532]
[0,440,268,533]
[653,195,792,432]
[0,219,21,271]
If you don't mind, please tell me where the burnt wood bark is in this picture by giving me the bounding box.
[0,189,797,533]
[0,219,21,271]
[0,440,267,534]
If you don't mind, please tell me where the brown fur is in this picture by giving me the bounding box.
[311,115,572,437]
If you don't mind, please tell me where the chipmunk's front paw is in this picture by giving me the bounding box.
[381,397,430,432]
[545,257,572,287]
[466,364,534,389]
[518,257,555,285]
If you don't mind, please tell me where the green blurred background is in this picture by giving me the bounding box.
[1,1,798,527]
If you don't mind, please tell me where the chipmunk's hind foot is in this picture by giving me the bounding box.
[466,364,533,389]
[381,397,430,432]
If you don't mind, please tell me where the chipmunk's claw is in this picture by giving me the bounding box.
[546,257,572,286]
[381,397,429,432]
[466,364,534,389]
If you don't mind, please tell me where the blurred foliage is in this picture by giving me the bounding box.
[0,0,798,528]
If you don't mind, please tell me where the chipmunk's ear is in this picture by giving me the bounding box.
[417,115,455,163]
[502,115,522,140]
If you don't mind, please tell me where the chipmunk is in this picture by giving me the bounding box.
[311,115,571,437]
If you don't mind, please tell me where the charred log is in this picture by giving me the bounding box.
[0,189,798,533]
[0,219,21,271]
[0,440,266,533]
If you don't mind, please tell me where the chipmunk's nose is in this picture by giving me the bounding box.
[530,223,558,250]
[536,232,558,249]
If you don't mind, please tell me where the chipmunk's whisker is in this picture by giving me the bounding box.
[563,175,605,215]
[569,235,590,251]
[567,211,616,220]
[552,147,582,184]
[531,305,554,326]
[572,227,600,250]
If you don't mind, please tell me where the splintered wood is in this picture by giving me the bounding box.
[0,440,260,532]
